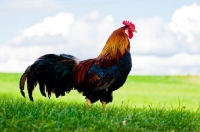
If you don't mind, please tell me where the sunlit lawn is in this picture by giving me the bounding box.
[0,73,200,110]
[0,73,200,131]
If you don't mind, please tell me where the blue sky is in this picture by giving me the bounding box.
[0,0,200,74]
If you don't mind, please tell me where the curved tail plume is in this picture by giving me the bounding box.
[19,66,31,97]
[19,54,79,101]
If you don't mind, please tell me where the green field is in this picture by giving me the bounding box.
[0,73,200,131]
[1,73,200,109]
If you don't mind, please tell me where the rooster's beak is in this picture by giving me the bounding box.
[133,29,137,33]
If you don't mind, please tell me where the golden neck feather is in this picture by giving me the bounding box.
[98,28,130,60]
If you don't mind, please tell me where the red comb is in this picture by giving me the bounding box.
[122,20,135,29]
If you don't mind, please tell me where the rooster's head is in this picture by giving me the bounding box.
[123,20,137,39]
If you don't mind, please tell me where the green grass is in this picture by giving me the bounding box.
[0,73,200,131]
[0,98,199,131]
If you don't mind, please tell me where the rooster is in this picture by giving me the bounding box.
[20,20,137,109]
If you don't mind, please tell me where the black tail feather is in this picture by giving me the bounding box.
[26,70,37,101]
[47,86,51,99]
[39,82,46,97]
[19,54,79,101]
[19,66,31,98]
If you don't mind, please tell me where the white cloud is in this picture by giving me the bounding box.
[1,4,200,74]
[11,12,75,44]
[131,3,200,57]
[65,14,115,58]
[131,17,178,56]
[24,13,74,37]
[169,3,200,43]
[0,11,116,72]
[132,53,200,75]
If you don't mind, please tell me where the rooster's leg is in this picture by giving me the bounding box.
[102,101,107,110]
[86,98,91,107]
